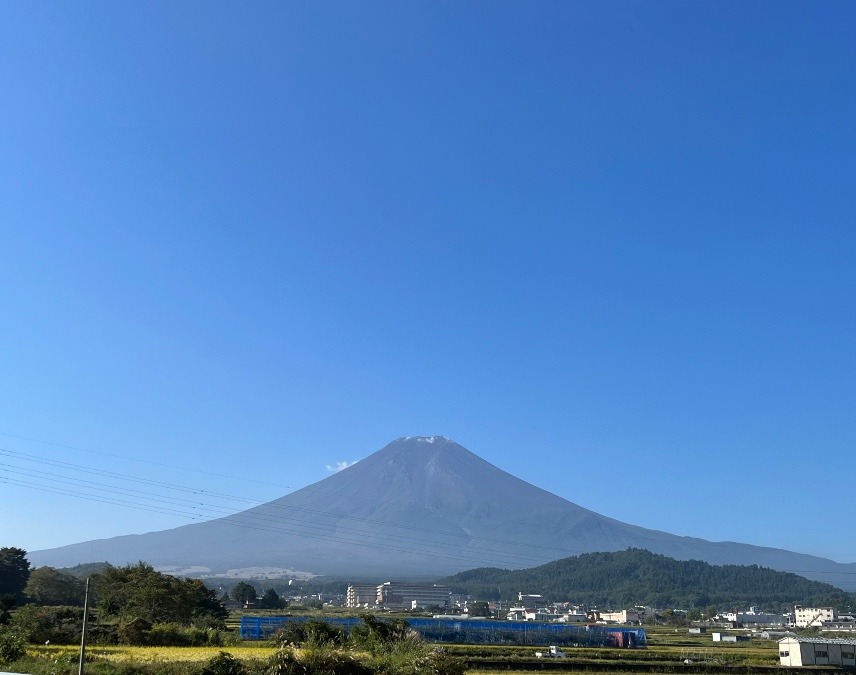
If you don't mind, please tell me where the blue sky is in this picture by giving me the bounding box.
[1,2,855,568]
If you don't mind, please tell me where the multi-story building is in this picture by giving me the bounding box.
[794,606,837,628]
[346,584,379,608]
[377,582,451,609]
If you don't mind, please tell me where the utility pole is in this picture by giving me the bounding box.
[78,577,90,675]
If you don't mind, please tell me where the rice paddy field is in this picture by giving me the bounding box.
[31,644,278,663]
[2,625,795,675]
[8,628,785,675]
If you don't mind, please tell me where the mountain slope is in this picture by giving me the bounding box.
[442,549,856,608]
[27,436,856,589]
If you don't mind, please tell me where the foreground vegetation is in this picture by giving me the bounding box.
[0,614,466,675]
[0,627,786,675]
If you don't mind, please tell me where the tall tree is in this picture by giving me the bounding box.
[231,581,257,606]
[0,547,31,603]
[259,588,286,609]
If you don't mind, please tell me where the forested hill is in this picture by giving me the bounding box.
[440,549,855,610]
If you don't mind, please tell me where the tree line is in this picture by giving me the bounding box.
[1,547,230,646]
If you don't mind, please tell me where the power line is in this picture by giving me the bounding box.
[3,436,854,578]
[0,446,599,563]
[0,431,294,489]
[0,449,596,570]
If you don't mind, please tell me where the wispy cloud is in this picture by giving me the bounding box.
[326,460,357,473]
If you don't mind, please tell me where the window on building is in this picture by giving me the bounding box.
[815,650,828,658]
[779,651,789,657]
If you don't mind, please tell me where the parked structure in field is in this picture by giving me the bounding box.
[535,645,565,658]
[712,632,749,643]
[793,605,836,628]
[778,637,856,667]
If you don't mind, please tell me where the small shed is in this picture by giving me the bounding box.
[778,637,856,667]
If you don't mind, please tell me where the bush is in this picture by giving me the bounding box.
[349,616,413,655]
[268,646,371,675]
[199,652,247,675]
[274,620,344,648]
[0,629,26,663]
[369,643,465,675]
[11,604,85,644]
[118,617,153,645]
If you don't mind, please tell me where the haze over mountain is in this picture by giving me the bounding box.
[28,436,856,590]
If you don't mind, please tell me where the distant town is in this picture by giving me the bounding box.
[334,582,856,633]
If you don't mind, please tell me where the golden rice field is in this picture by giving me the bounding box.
[31,644,278,664]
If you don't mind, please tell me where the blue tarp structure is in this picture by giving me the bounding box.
[240,615,646,647]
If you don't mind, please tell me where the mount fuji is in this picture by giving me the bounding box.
[27,436,856,589]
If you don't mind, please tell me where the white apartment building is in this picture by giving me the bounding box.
[793,605,836,628]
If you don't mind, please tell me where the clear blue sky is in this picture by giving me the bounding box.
[1,1,855,565]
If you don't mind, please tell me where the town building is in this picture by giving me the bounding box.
[376,582,451,609]
[719,607,787,626]
[345,584,379,608]
[793,605,836,628]
[594,608,653,624]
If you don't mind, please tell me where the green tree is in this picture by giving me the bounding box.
[467,601,491,617]
[25,567,85,606]
[0,596,15,625]
[259,588,286,609]
[231,582,257,606]
[0,548,30,603]
[94,562,226,627]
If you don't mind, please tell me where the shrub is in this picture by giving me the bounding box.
[199,651,247,675]
[11,604,85,644]
[369,644,465,675]
[274,620,344,648]
[268,646,371,675]
[0,629,26,663]
[118,617,153,645]
[349,616,413,655]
